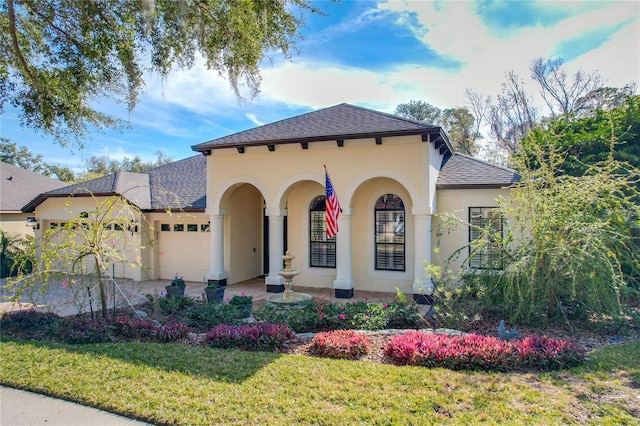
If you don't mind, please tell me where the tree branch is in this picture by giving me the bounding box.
[6,0,39,88]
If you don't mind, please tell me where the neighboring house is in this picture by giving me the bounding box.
[0,161,67,238]
[24,103,519,301]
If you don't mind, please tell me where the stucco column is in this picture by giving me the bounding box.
[206,214,228,286]
[265,212,285,293]
[333,209,354,298]
[412,213,434,303]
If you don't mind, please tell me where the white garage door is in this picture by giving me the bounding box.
[157,221,210,283]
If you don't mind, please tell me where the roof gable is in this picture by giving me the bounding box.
[192,103,450,153]
[1,162,67,212]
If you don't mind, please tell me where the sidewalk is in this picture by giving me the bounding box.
[0,386,152,425]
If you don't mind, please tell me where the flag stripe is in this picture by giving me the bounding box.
[325,169,340,238]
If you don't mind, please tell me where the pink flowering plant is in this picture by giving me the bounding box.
[228,292,253,306]
[171,274,186,287]
[204,322,295,351]
[312,330,371,360]
[384,331,587,371]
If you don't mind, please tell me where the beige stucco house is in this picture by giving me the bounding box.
[23,104,519,301]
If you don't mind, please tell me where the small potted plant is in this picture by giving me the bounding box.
[165,274,186,298]
[228,292,253,318]
[205,281,225,303]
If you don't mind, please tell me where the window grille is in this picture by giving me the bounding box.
[375,194,405,271]
[469,207,503,269]
[309,195,336,268]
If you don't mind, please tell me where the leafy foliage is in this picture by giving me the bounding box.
[7,193,150,318]
[516,95,640,177]
[0,309,62,339]
[146,294,195,317]
[204,322,295,351]
[311,330,371,360]
[56,316,117,344]
[0,310,188,343]
[394,100,481,155]
[0,230,32,277]
[434,108,640,325]
[184,301,244,329]
[1,0,317,146]
[113,317,190,342]
[384,331,587,371]
[253,296,426,333]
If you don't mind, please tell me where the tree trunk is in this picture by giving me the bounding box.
[95,255,108,318]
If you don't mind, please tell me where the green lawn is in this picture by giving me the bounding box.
[1,339,638,425]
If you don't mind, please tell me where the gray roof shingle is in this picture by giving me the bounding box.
[437,154,520,189]
[148,155,206,210]
[1,162,67,212]
[192,103,449,152]
[23,155,206,212]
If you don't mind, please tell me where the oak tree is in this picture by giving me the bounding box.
[1,0,316,147]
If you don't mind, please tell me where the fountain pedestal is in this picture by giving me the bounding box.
[266,251,311,307]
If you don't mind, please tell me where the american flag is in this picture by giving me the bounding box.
[325,167,340,238]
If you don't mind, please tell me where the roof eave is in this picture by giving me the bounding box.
[192,128,444,154]
[436,183,518,190]
[22,191,140,213]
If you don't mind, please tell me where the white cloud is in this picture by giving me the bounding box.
[246,113,264,126]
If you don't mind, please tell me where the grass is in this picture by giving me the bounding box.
[1,338,639,425]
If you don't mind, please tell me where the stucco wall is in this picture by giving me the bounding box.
[35,196,143,281]
[433,188,512,278]
[0,213,35,239]
[226,184,263,284]
[209,135,445,292]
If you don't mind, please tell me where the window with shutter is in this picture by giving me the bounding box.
[309,195,336,268]
[469,207,503,269]
[375,194,405,271]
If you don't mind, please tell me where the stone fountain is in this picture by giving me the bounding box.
[266,251,312,307]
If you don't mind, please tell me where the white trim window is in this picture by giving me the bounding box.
[375,194,405,271]
[309,195,336,268]
[469,207,503,269]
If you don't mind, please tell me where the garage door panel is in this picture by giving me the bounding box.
[158,221,210,282]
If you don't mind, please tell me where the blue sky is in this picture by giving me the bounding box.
[1,0,638,171]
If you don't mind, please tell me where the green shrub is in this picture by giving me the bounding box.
[0,310,62,339]
[254,297,426,333]
[185,302,243,329]
[58,316,117,344]
[146,294,195,316]
[254,300,325,332]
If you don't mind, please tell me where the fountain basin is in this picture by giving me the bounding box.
[266,292,312,308]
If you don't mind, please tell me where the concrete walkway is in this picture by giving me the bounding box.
[0,386,152,425]
[1,276,401,317]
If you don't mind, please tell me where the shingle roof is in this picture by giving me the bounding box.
[148,155,206,210]
[437,154,520,189]
[22,155,206,212]
[1,162,67,212]
[192,103,450,153]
